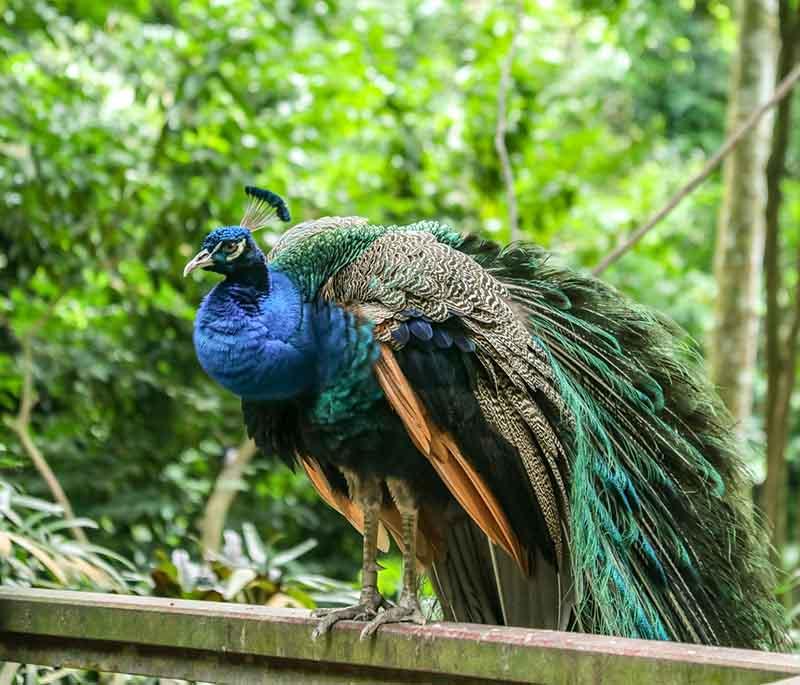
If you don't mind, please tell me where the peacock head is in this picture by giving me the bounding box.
[183,225,261,277]
[183,186,291,278]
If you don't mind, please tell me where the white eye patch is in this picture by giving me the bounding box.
[224,239,247,261]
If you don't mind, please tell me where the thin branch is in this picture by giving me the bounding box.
[198,437,258,554]
[495,3,523,243]
[5,335,87,544]
[593,60,800,276]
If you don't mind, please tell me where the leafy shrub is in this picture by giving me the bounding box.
[0,479,135,591]
[151,522,358,608]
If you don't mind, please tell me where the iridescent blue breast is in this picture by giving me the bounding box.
[193,270,317,401]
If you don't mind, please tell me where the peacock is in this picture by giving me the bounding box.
[184,186,787,649]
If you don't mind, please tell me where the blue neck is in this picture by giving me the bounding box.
[227,260,269,290]
[193,265,372,402]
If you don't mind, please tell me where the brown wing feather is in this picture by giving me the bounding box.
[374,345,529,575]
[299,454,390,553]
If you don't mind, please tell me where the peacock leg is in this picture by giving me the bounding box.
[359,477,425,640]
[311,470,388,640]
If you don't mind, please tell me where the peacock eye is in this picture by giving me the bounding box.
[221,242,237,253]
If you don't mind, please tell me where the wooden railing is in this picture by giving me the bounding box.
[0,588,798,684]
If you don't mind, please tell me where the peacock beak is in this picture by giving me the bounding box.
[183,249,214,277]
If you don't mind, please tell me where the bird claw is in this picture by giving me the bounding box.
[310,588,389,640]
[311,604,376,640]
[359,596,426,641]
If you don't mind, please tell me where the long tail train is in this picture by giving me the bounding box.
[433,236,787,650]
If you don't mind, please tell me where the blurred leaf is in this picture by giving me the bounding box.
[242,522,267,566]
[6,532,69,584]
[270,538,317,567]
[0,532,11,557]
[222,567,257,599]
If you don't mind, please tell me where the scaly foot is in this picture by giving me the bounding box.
[310,586,389,640]
[359,593,425,640]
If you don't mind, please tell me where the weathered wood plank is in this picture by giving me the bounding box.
[0,588,797,684]
[1,635,483,685]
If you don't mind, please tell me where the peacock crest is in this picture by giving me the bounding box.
[239,185,291,232]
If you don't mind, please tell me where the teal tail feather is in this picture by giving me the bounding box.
[460,236,788,650]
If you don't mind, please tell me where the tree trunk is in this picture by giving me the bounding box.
[711,0,779,437]
[763,0,800,572]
